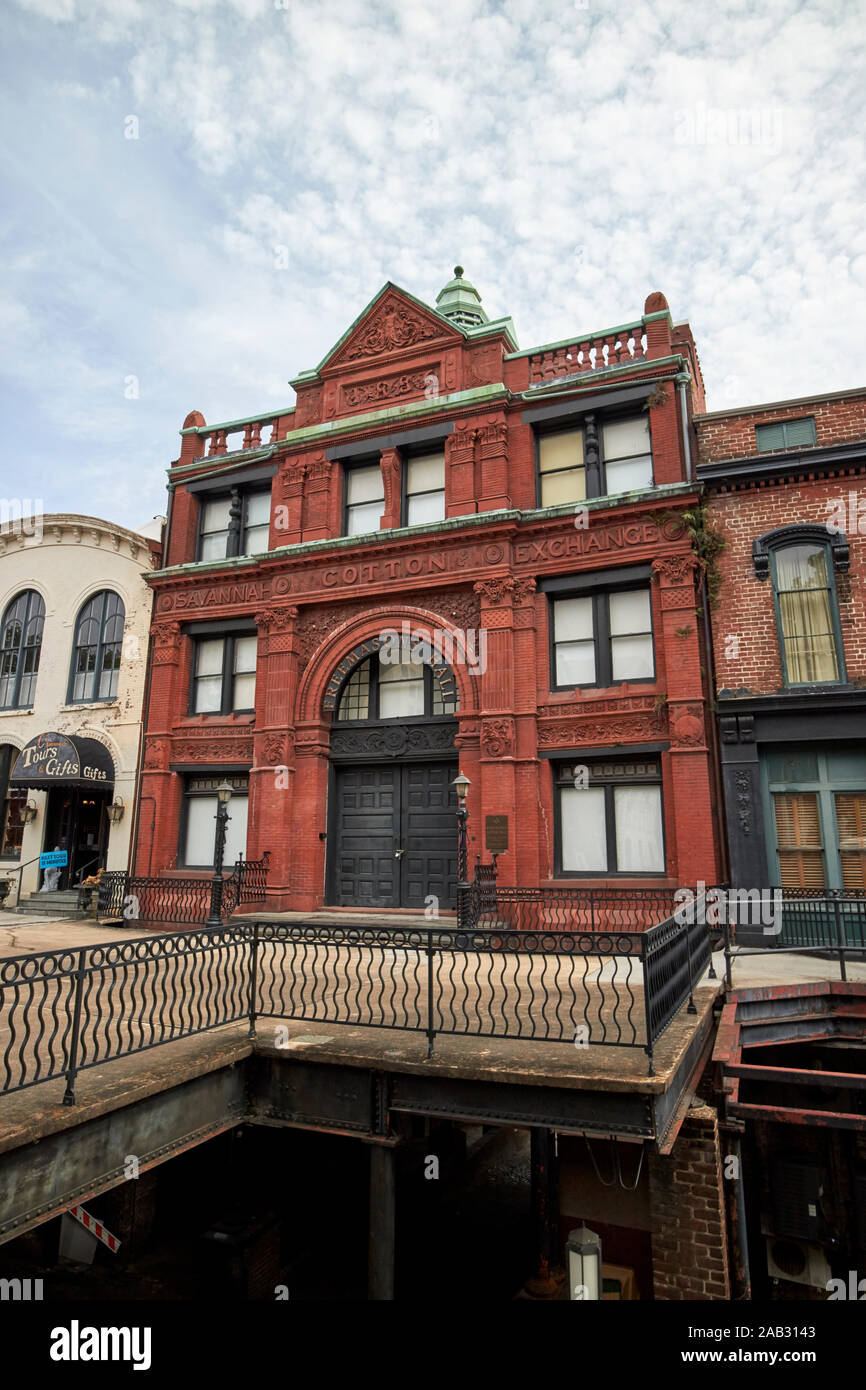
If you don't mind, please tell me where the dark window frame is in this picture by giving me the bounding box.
[195,484,272,562]
[548,579,656,692]
[342,456,386,538]
[188,630,258,716]
[178,772,250,870]
[0,589,45,710]
[335,654,456,723]
[66,590,125,706]
[553,757,666,878]
[400,445,447,529]
[534,407,654,509]
[768,539,847,689]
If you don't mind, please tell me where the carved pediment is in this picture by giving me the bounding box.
[324,286,460,369]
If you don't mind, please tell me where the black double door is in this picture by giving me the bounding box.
[330,762,458,910]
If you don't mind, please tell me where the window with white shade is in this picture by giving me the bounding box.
[556,760,665,875]
[378,661,426,718]
[197,487,272,562]
[536,411,654,507]
[404,451,446,526]
[551,586,654,688]
[345,463,385,536]
[192,633,257,714]
[181,774,249,868]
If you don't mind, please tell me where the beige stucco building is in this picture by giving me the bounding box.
[0,513,162,904]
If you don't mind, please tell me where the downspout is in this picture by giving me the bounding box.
[675,369,693,482]
[128,496,171,875]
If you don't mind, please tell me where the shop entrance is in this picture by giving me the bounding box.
[43,786,111,889]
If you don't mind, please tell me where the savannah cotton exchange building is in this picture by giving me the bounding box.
[136,271,723,912]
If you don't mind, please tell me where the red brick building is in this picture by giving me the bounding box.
[696,387,866,933]
[136,271,722,911]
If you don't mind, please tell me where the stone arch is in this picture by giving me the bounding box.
[296,606,482,724]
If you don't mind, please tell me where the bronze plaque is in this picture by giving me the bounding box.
[485,815,508,854]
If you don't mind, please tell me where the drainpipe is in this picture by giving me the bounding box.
[675,369,693,482]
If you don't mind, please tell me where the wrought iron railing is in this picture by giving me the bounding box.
[1,898,719,1102]
[90,854,270,925]
[460,861,682,934]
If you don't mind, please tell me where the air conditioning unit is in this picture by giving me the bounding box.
[766,1236,831,1290]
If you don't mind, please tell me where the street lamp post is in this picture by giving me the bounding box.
[452,772,470,927]
[206,780,233,928]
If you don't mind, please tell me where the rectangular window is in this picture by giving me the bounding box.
[536,412,654,507]
[182,774,249,869]
[773,545,840,684]
[602,416,653,494]
[345,463,385,536]
[197,488,271,561]
[773,791,825,891]
[552,586,654,688]
[0,745,25,859]
[378,660,425,718]
[556,760,664,875]
[192,633,257,714]
[835,792,866,892]
[405,451,446,526]
[538,429,586,507]
[755,417,817,452]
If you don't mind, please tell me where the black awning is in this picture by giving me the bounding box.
[9,732,114,790]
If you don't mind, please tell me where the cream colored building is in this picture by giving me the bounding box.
[0,513,162,904]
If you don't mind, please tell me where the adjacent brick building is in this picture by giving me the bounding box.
[135,271,722,910]
[696,387,866,933]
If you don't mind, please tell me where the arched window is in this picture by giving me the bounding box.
[336,653,458,721]
[770,542,844,686]
[69,591,126,703]
[0,590,45,709]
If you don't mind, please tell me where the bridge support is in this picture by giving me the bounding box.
[367,1141,397,1301]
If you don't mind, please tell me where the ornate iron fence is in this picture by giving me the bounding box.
[88,854,270,926]
[1,900,720,1102]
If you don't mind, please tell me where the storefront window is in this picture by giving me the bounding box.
[555,759,665,875]
[181,774,249,869]
[0,745,26,858]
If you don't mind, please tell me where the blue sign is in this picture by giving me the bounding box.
[40,851,68,869]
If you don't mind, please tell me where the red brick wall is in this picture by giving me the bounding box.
[649,1106,731,1300]
[706,477,866,693]
[697,394,866,463]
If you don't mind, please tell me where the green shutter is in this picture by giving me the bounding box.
[783,416,817,447]
[756,422,786,452]
[756,417,816,452]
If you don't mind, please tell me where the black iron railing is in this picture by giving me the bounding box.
[462,878,683,934]
[720,889,866,985]
[1,898,720,1102]
[90,854,270,925]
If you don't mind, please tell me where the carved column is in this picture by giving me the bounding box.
[718,713,768,933]
[652,555,719,884]
[253,607,300,908]
[380,448,402,530]
[136,621,183,874]
[473,578,519,886]
[445,425,477,517]
[276,460,307,546]
[302,454,332,542]
[512,578,541,888]
[292,720,332,911]
[477,419,510,511]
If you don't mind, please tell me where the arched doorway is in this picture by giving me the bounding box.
[325,645,460,910]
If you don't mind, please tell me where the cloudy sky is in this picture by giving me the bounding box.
[2,0,864,531]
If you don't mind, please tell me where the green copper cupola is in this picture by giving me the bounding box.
[435,266,489,328]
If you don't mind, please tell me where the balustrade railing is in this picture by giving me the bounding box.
[528,322,647,384]
[91,854,270,926]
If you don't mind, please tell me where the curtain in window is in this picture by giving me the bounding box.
[775,545,838,683]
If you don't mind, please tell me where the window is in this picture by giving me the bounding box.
[551,587,654,688]
[344,463,385,536]
[191,633,257,714]
[536,412,653,508]
[197,487,271,561]
[404,450,446,526]
[69,591,125,703]
[0,590,45,709]
[555,759,665,875]
[335,654,458,721]
[0,745,26,859]
[771,543,843,685]
[755,417,817,452]
[765,747,866,894]
[181,773,249,869]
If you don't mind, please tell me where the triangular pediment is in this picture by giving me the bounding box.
[317,283,464,373]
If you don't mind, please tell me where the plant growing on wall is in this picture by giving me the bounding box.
[661,505,726,604]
